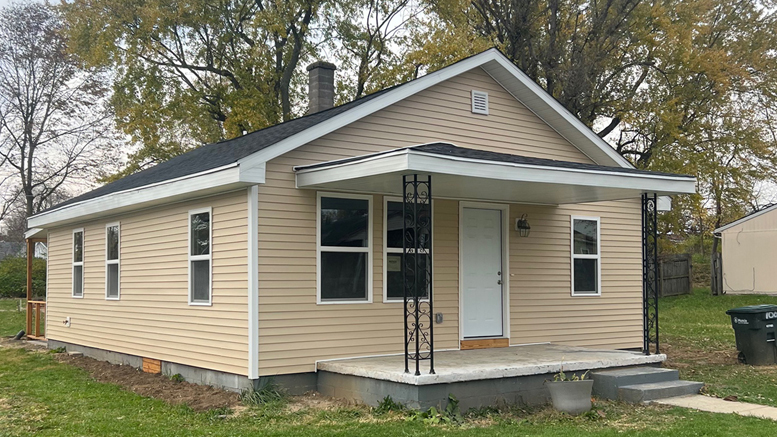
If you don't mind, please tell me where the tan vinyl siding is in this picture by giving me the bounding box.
[46,190,249,375]
[720,210,777,294]
[509,200,643,349]
[257,67,641,376]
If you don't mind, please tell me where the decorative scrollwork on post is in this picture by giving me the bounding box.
[403,174,434,375]
[642,193,660,355]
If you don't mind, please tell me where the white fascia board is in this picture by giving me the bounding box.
[714,204,777,234]
[24,228,44,239]
[28,163,265,229]
[485,57,632,169]
[239,49,507,169]
[240,48,632,172]
[295,150,697,196]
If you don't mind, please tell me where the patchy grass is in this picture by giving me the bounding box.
[3,289,777,435]
[0,298,27,337]
[1,346,777,436]
[661,288,777,406]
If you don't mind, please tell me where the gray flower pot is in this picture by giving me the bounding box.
[547,379,594,415]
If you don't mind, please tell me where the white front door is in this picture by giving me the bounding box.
[461,207,504,338]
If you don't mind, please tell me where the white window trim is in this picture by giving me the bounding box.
[105,222,121,300]
[72,228,84,298]
[188,207,213,306]
[383,196,432,303]
[317,192,373,305]
[570,215,601,297]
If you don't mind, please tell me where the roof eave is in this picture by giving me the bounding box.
[27,162,265,230]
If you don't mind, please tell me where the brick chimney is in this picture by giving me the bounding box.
[307,61,337,114]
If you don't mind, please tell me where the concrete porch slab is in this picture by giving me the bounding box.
[317,344,665,386]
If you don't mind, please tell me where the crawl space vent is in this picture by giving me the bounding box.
[471,90,489,115]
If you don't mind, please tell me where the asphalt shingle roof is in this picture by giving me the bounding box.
[295,143,694,179]
[48,88,391,211]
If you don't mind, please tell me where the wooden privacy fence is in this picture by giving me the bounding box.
[711,252,724,296]
[659,254,692,297]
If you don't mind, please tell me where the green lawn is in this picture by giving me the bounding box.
[0,298,27,337]
[2,290,777,435]
[661,288,777,406]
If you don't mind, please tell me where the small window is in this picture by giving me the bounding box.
[318,194,372,303]
[189,208,212,305]
[72,229,84,298]
[384,198,430,302]
[471,90,489,115]
[105,223,120,300]
[571,217,600,296]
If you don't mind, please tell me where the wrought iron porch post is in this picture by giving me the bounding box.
[642,193,660,355]
[403,174,434,375]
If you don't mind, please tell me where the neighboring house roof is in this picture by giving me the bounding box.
[714,203,777,234]
[28,48,664,230]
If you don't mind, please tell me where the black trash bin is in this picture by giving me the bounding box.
[726,304,777,365]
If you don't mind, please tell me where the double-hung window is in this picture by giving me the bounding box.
[571,216,601,296]
[72,229,84,298]
[105,223,120,300]
[318,193,372,303]
[384,198,430,301]
[189,208,212,305]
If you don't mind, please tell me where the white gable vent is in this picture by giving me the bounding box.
[471,90,489,115]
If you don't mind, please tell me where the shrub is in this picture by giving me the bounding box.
[0,256,46,299]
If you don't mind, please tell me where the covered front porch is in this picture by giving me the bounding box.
[296,142,696,382]
[316,343,666,410]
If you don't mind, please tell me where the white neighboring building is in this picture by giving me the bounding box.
[715,204,777,294]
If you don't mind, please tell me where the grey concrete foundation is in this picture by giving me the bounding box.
[48,339,252,392]
[48,339,142,368]
[260,372,318,395]
[317,370,558,411]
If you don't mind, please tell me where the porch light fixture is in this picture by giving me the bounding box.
[515,214,531,237]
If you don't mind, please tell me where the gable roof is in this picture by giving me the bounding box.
[48,88,391,211]
[714,203,777,234]
[29,48,636,229]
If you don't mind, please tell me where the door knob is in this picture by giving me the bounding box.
[497,279,503,285]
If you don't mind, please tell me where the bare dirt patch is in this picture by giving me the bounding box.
[662,342,739,367]
[285,391,355,413]
[53,354,240,412]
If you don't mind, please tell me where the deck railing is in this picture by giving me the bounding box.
[25,237,47,340]
[26,300,46,340]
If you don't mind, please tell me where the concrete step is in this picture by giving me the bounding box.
[619,380,705,403]
[591,366,679,400]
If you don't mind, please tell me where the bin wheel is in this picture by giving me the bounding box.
[738,351,747,364]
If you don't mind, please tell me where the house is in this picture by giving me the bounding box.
[714,204,777,294]
[26,49,697,409]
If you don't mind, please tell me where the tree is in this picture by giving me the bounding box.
[0,2,119,233]
[64,0,325,177]
[411,0,777,255]
[421,0,656,132]
[324,0,427,102]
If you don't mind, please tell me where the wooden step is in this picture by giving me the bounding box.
[460,338,510,350]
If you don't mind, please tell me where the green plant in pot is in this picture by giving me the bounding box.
[546,367,593,415]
